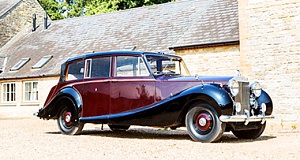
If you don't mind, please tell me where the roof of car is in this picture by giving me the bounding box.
[66,51,181,62]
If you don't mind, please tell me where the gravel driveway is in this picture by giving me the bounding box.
[0,117,299,160]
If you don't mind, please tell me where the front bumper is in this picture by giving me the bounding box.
[219,114,275,125]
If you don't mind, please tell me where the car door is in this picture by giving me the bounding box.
[80,56,112,117]
[110,55,156,114]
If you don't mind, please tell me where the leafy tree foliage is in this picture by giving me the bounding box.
[38,0,175,20]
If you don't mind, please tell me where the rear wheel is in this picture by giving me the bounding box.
[108,125,130,131]
[57,105,84,135]
[232,122,266,139]
[185,103,225,143]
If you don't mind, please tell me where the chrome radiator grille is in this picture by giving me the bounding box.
[235,82,250,115]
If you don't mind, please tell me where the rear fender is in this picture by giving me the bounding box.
[39,87,82,119]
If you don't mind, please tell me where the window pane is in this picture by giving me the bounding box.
[2,83,16,102]
[24,82,38,101]
[116,56,149,77]
[91,57,111,78]
[25,82,30,92]
[145,55,190,76]
[11,58,30,71]
[85,59,92,78]
[67,60,84,80]
[33,82,38,101]
[33,82,38,89]
[32,55,53,69]
[3,84,7,101]
[137,57,149,76]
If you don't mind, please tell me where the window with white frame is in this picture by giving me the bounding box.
[24,82,38,102]
[2,83,16,102]
[10,58,30,71]
[32,55,53,69]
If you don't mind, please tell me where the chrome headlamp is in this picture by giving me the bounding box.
[228,79,239,97]
[250,81,262,97]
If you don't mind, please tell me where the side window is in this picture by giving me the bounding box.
[116,56,149,77]
[67,60,84,80]
[85,57,111,78]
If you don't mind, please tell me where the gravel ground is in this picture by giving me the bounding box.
[0,117,299,160]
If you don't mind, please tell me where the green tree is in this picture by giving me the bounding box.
[38,0,175,20]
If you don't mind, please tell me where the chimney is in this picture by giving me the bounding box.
[44,13,48,29]
[32,14,36,32]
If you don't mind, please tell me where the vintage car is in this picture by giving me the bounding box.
[35,51,274,142]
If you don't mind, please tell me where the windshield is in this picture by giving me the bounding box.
[145,54,190,76]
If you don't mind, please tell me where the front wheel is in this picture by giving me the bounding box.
[185,103,225,143]
[57,106,84,135]
[232,122,266,139]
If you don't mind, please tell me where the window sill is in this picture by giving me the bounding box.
[0,103,17,107]
[20,102,40,106]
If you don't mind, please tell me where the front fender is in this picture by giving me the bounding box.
[38,87,82,119]
[180,84,233,114]
[257,90,273,115]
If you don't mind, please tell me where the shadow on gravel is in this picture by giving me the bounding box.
[82,128,191,140]
[219,133,277,143]
[46,128,276,143]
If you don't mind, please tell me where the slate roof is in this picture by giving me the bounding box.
[0,0,238,79]
[0,0,21,18]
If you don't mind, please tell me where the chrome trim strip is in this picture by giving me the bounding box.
[219,115,275,124]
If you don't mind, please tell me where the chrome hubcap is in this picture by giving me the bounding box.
[196,112,212,131]
[199,117,207,126]
[65,114,71,123]
[63,111,73,127]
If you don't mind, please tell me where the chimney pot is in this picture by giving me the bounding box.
[32,14,36,32]
[44,13,48,29]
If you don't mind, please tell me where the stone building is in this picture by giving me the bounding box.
[0,0,47,47]
[237,0,300,130]
[0,0,299,130]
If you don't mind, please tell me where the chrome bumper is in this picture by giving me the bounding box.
[219,114,275,125]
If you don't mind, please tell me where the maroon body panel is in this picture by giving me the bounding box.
[110,78,156,114]
[73,79,111,117]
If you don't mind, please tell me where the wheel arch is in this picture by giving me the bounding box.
[177,84,233,126]
[42,87,83,119]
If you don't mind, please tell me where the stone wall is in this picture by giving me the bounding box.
[176,45,240,76]
[238,0,300,131]
[0,0,46,47]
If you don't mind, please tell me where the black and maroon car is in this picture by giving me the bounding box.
[35,51,274,142]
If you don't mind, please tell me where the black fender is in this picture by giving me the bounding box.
[257,90,273,115]
[180,84,233,114]
[38,87,82,119]
[175,84,233,126]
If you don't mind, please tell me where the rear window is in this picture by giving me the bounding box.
[67,60,84,80]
